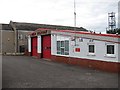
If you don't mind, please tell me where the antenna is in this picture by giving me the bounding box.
[74,0,77,46]
[9,21,17,53]
[74,0,76,28]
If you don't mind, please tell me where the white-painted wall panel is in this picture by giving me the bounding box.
[28,36,31,52]
[51,33,119,63]
[52,31,119,43]
[37,36,41,53]
[51,34,57,55]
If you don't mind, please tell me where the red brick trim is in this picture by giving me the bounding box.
[51,55,120,73]
[25,52,31,56]
[37,53,41,59]
[54,30,120,38]
[58,34,120,44]
[31,28,120,38]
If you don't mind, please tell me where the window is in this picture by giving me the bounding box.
[57,40,69,55]
[105,44,116,58]
[18,34,23,40]
[61,48,65,55]
[25,35,28,39]
[57,41,61,54]
[65,40,69,55]
[61,41,64,47]
[107,45,114,54]
[89,45,95,53]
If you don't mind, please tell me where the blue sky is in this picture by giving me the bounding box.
[0,0,119,33]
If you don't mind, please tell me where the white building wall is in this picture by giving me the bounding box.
[37,36,41,53]
[51,34,57,55]
[51,34,119,63]
[118,38,120,62]
[28,36,31,52]
[53,31,119,43]
[0,25,2,54]
[118,1,120,28]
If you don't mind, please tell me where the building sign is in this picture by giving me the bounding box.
[75,48,80,52]
[37,30,51,35]
[37,30,47,35]
[31,32,37,36]
[31,30,51,37]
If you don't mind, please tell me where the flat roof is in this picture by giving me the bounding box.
[35,28,120,38]
[55,30,120,38]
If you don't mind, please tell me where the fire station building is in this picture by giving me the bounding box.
[28,28,120,72]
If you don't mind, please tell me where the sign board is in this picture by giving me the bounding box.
[31,30,51,37]
[75,48,80,52]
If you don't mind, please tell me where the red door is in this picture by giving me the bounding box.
[32,37,38,57]
[42,35,51,59]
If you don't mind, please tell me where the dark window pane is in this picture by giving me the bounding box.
[61,48,64,55]
[19,45,25,53]
[65,52,69,55]
[65,40,69,51]
[107,45,114,54]
[57,51,61,54]
[89,45,94,53]
[57,41,61,51]
[61,41,64,47]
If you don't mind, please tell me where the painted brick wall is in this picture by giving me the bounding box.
[51,33,119,63]
[118,1,120,28]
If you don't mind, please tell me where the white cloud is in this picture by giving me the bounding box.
[0,0,119,32]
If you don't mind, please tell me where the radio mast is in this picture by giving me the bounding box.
[74,0,76,29]
[108,12,116,30]
[74,0,77,46]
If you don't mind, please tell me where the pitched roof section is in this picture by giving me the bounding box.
[1,21,88,32]
[14,22,88,31]
[0,24,12,30]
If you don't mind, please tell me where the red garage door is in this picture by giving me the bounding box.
[42,35,51,59]
[32,37,38,57]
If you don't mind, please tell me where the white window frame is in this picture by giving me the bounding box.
[87,43,95,56]
[105,43,116,58]
[56,40,69,56]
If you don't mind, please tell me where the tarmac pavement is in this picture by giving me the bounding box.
[2,56,119,88]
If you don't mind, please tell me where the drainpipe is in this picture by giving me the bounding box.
[9,21,17,54]
[14,26,17,54]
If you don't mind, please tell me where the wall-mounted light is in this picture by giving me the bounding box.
[51,34,55,36]
[79,38,83,42]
